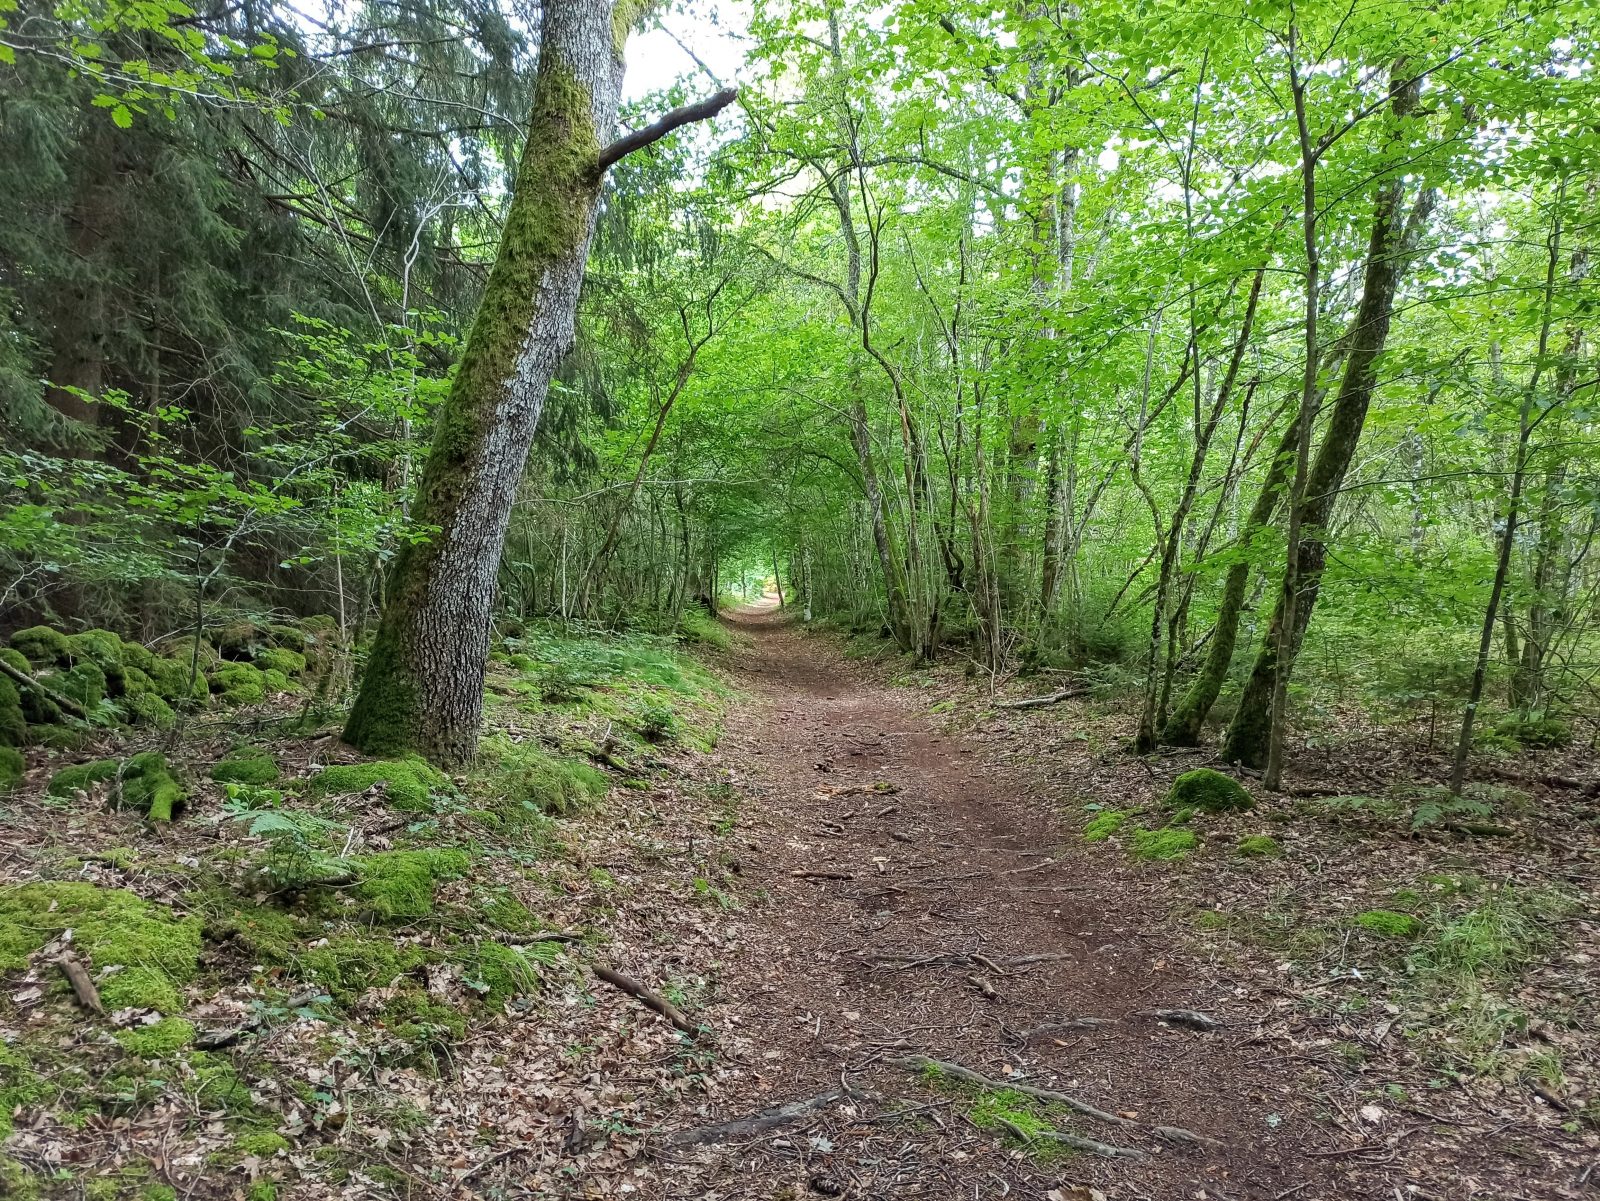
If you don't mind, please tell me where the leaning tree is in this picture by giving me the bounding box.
[343,0,734,763]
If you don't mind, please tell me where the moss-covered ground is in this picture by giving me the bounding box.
[0,620,731,1198]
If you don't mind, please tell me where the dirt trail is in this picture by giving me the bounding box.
[673,604,1343,1200]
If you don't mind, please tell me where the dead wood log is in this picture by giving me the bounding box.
[1141,1008,1218,1031]
[792,869,853,880]
[56,953,102,1013]
[994,687,1089,710]
[0,656,88,720]
[886,1054,1212,1146]
[592,964,701,1038]
[663,1088,857,1147]
[966,973,997,1000]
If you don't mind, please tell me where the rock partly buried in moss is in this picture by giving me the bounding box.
[112,1017,195,1058]
[310,758,447,812]
[144,655,209,704]
[65,630,129,693]
[211,747,280,786]
[254,647,306,677]
[120,752,185,822]
[1491,712,1572,750]
[9,626,69,667]
[0,882,200,1012]
[123,690,177,729]
[208,661,267,705]
[47,758,121,797]
[476,737,607,819]
[1235,834,1282,858]
[52,662,107,710]
[1082,809,1128,841]
[1165,768,1254,814]
[0,747,21,791]
[354,849,470,919]
[1130,827,1198,860]
[1352,909,1422,938]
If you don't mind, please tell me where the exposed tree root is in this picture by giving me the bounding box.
[663,1087,865,1147]
[1141,1008,1219,1031]
[888,1054,1215,1148]
[993,1115,1147,1160]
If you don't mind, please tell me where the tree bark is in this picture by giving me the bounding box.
[344,0,667,763]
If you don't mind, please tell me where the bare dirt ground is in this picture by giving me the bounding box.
[651,601,1595,1201]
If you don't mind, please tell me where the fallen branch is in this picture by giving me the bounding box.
[1444,821,1514,837]
[0,656,88,720]
[664,1088,858,1147]
[1018,1018,1116,1041]
[592,964,701,1038]
[966,973,997,1000]
[792,869,853,880]
[497,930,584,945]
[56,953,102,1013]
[888,1054,1212,1146]
[994,688,1089,710]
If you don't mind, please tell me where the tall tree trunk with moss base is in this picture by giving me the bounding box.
[343,0,733,764]
[1221,85,1425,769]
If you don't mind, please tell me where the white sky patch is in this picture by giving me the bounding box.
[624,4,752,101]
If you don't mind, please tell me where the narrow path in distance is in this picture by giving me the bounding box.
[666,603,1344,1200]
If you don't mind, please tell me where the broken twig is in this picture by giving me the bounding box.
[592,964,701,1038]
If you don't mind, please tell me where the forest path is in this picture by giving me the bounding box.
[674,606,1346,1200]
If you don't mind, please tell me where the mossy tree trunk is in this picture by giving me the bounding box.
[1222,77,1425,769]
[344,0,730,764]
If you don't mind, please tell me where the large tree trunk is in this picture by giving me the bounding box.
[1222,83,1426,768]
[344,0,631,763]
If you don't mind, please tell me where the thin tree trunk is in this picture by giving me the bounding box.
[1451,181,1567,793]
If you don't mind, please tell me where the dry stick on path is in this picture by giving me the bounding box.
[663,1087,870,1148]
[887,1054,1215,1147]
[994,687,1089,710]
[592,965,701,1038]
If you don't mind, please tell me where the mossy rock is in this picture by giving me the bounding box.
[255,647,306,677]
[1130,827,1198,860]
[310,758,448,812]
[144,656,209,704]
[215,620,268,659]
[1491,713,1572,750]
[124,691,177,729]
[460,941,544,1007]
[65,630,128,693]
[0,882,200,1011]
[1082,809,1128,842]
[1164,768,1254,814]
[0,674,24,748]
[211,747,280,786]
[1352,909,1422,938]
[260,667,294,694]
[121,752,185,822]
[51,662,108,710]
[47,758,120,797]
[112,1017,195,1058]
[121,641,155,675]
[266,624,307,652]
[208,662,265,706]
[354,849,470,919]
[1235,835,1282,858]
[199,898,309,964]
[10,626,69,667]
[0,747,22,791]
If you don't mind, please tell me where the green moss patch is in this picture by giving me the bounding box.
[113,1017,196,1058]
[0,882,200,1012]
[0,747,21,791]
[1165,768,1253,814]
[211,747,281,786]
[120,752,185,821]
[1353,909,1423,938]
[254,647,306,677]
[475,736,607,820]
[298,935,431,1002]
[1082,809,1128,841]
[208,662,266,705]
[47,758,120,797]
[354,849,470,919]
[1236,835,1282,858]
[1130,827,1198,861]
[10,626,69,666]
[309,758,448,812]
